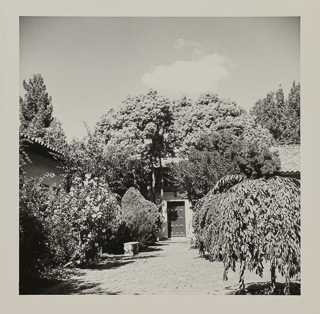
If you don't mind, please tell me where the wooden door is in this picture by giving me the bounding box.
[167,201,186,237]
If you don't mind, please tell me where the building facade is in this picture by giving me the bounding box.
[20,133,64,186]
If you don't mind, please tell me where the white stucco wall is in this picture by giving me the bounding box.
[24,149,64,186]
[157,191,193,239]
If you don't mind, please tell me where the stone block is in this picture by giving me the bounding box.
[123,241,139,255]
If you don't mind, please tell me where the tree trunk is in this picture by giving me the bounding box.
[284,264,291,295]
[159,156,164,199]
[270,261,276,294]
[150,157,156,203]
[132,169,137,188]
[239,262,246,291]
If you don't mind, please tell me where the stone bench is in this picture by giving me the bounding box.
[123,241,139,255]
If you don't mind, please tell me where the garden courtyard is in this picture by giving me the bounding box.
[19,76,301,296]
[17,17,303,298]
[40,238,292,295]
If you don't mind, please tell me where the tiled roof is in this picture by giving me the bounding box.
[270,145,300,174]
[20,133,64,156]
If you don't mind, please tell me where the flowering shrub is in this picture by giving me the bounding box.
[19,174,77,282]
[121,187,162,247]
[58,174,121,266]
[193,175,300,294]
[20,175,53,278]
[20,172,121,288]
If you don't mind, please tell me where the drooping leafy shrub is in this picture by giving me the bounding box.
[192,174,246,256]
[193,175,300,294]
[121,187,162,247]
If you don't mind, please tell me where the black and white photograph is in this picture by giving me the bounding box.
[2,0,320,312]
[18,16,301,296]
[0,0,320,314]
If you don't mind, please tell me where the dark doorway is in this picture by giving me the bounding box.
[167,201,186,237]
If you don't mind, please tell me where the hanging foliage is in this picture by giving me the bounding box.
[193,175,300,294]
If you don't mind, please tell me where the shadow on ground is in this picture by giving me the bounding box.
[139,246,164,253]
[90,260,134,270]
[131,254,162,260]
[44,279,121,295]
[225,281,301,295]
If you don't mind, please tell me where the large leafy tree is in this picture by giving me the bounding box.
[62,128,149,197]
[169,94,280,201]
[170,132,237,201]
[251,82,300,145]
[95,90,175,202]
[172,93,245,153]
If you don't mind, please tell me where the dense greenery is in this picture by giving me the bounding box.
[95,90,175,200]
[193,175,300,294]
[20,74,68,151]
[19,73,300,294]
[172,94,245,152]
[19,173,120,275]
[57,175,121,266]
[20,175,77,282]
[251,82,300,145]
[121,187,162,246]
[169,95,280,201]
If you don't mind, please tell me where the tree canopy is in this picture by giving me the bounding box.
[95,90,176,200]
[251,82,300,145]
[169,94,280,201]
[172,94,245,153]
[20,74,67,151]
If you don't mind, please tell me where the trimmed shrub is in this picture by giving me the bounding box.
[193,175,300,294]
[121,187,162,247]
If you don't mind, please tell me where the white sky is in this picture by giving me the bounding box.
[20,17,300,141]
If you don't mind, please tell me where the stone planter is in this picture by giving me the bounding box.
[123,241,139,255]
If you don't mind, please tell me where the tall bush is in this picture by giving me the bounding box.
[193,175,300,294]
[19,175,77,282]
[59,174,121,265]
[20,176,53,278]
[20,172,121,285]
[121,187,162,246]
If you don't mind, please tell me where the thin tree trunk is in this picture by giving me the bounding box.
[159,155,164,199]
[239,262,246,291]
[284,264,290,295]
[150,156,156,203]
[132,169,137,188]
[270,261,276,294]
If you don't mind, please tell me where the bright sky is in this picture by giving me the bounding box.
[20,17,300,141]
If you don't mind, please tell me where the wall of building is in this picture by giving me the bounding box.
[156,191,194,239]
[24,149,64,186]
